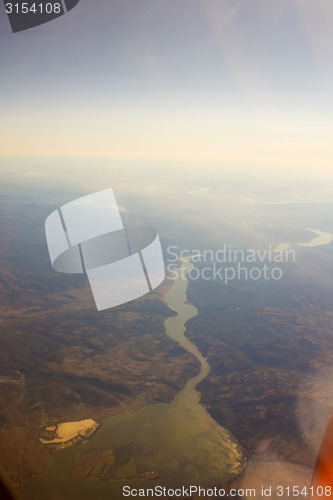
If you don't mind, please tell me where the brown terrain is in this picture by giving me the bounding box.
[0,249,199,485]
[185,269,333,495]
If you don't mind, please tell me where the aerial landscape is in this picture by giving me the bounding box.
[0,180,332,499]
[1,1,332,499]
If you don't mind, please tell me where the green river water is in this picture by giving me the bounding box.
[20,260,243,499]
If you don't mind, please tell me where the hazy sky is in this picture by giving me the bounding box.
[1,0,332,191]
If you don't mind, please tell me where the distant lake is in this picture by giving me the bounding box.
[276,228,333,251]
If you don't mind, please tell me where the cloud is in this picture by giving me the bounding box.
[233,441,312,499]
[296,369,333,456]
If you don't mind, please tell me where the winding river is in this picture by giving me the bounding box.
[21,259,243,499]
